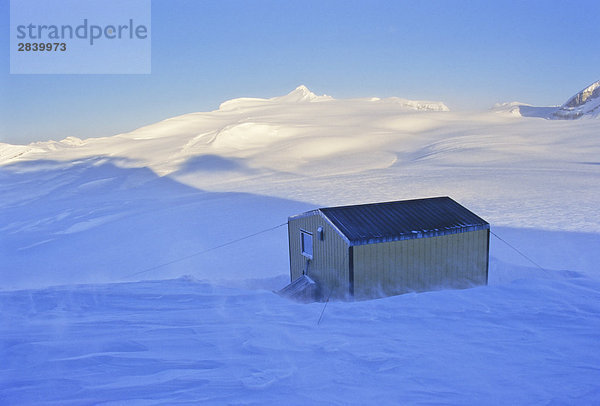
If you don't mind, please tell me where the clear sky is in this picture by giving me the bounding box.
[1,0,599,144]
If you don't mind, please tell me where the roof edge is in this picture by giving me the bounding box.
[288,209,319,222]
[349,223,490,246]
[317,209,351,245]
[318,196,454,213]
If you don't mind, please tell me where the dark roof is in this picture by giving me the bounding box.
[319,197,489,246]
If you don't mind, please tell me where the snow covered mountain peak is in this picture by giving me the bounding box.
[563,80,600,108]
[270,85,333,103]
[553,79,600,119]
[284,84,314,99]
[491,80,600,120]
[218,85,332,111]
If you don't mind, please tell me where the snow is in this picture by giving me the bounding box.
[1,86,599,404]
[490,79,600,120]
[494,80,600,120]
[218,85,333,111]
[2,277,599,405]
[554,80,600,119]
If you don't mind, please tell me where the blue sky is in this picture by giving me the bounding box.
[1,0,599,144]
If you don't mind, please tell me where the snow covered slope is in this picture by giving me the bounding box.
[553,80,600,119]
[1,86,599,404]
[491,101,558,119]
[493,80,600,119]
[2,276,599,405]
[0,86,450,179]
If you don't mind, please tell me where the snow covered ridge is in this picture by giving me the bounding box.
[493,80,600,119]
[552,79,600,119]
[218,85,449,112]
[218,85,333,110]
[0,85,450,170]
[0,143,31,161]
[369,96,449,111]
[0,137,85,164]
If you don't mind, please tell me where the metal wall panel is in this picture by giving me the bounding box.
[352,229,489,299]
[288,213,350,298]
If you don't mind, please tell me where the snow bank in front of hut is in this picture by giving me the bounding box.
[2,264,599,405]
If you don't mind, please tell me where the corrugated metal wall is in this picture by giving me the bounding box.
[352,229,489,299]
[288,213,350,298]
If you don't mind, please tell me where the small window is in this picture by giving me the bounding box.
[301,231,313,258]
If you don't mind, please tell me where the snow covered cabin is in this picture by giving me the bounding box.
[286,197,490,300]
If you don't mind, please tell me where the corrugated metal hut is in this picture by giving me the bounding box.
[286,196,490,300]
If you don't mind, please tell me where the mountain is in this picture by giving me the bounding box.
[217,85,447,111]
[553,80,600,119]
[218,85,333,110]
[0,86,450,177]
[270,84,333,103]
[491,102,558,119]
[491,80,600,119]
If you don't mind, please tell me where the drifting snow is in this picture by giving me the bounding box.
[1,86,599,404]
